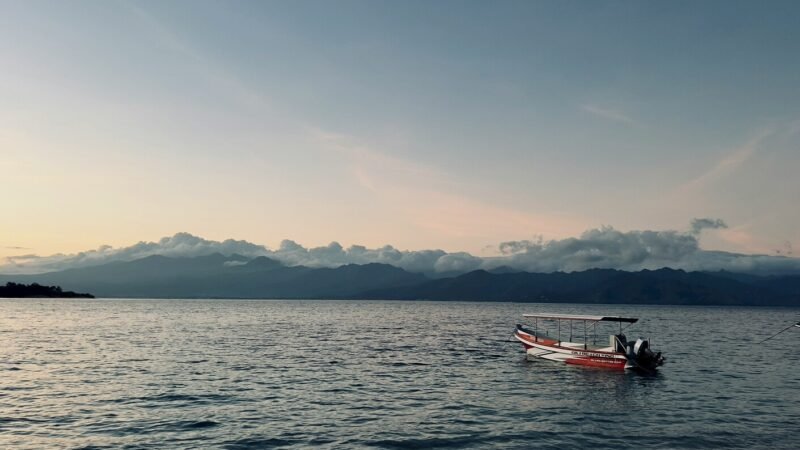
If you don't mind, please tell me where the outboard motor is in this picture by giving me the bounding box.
[629,338,665,371]
[633,338,648,355]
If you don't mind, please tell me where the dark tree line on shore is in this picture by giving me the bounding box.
[0,282,94,298]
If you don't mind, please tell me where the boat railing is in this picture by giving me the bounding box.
[519,324,555,341]
[525,316,625,350]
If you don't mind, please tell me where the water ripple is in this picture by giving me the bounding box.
[0,299,797,449]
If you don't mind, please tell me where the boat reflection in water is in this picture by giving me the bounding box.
[514,313,665,373]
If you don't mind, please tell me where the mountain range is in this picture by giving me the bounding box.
[1,253,798,306]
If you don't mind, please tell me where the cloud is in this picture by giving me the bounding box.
[675,130,773,197]
[492,225,800,276]
[3,246,30,250]
[124,2,268,111]
[309,128,445,182]
[265,239,449,275]
[494,226,701,273]
[581,104,635,125]
[690,218,728,235]
[309,127,588,243]
[2,232,269,274]
[433,252,483,274]
[3,221,800,276]
[223,260,248,267]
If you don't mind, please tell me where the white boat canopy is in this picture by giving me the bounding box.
[523,313,638,323]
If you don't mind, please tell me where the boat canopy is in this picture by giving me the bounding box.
[522,313,638,323]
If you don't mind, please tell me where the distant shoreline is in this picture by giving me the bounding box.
[0,282,94,299]
[6,296,797,308]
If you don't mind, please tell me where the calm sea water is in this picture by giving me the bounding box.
[1,299,798,449]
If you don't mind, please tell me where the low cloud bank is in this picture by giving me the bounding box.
[3,219,800,276]
[267,239,452,274]
[493,225,800,275]
[2,233,269,274]
[495,227,700,272]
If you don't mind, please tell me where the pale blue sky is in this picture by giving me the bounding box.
[2,0,799,258]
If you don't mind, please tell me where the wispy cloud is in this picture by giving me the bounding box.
[308,128,446,182]
[581,104,635,125]
[123,1,269,111]
[3,246,30,250]
[675,129,773,196]
[308,128,588,244]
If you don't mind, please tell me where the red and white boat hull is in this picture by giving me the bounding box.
[515,326,631,370]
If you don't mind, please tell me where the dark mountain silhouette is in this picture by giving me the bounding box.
[1,255,798,305]
[358,268,800,306]
[0,254,426,299]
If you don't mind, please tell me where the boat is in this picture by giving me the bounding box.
[514,313,665,373]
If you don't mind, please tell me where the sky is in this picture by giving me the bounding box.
[2,0,800,269]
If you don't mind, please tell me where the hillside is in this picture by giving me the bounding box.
[2,256,798,305]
